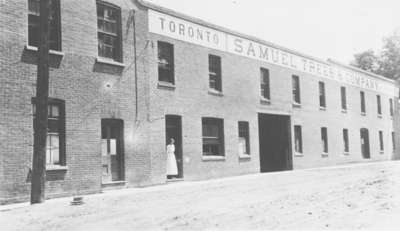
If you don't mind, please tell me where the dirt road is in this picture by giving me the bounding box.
[1,161,400,230]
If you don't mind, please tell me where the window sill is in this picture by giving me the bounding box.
[292,102,301,108]
[294,152,303,157]
[208,89,223,97]
[25,45,65,57]
[378,114,382,119]
[341,109,347,114]
[343,152,350,156]
[319,106,326,111]
[46,165,68,171]
[239,154,251,159]
[260,97,271,105]
[321,153,329,157]
[157,81,176,90]
[202,155,225,161]
[361,112,366,116]
[95,57,125,68]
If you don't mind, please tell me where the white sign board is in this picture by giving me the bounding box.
[149,10,398,96]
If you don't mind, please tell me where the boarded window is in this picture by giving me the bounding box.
[158,41,174,83]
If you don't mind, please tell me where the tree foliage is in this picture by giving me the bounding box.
[351,32,400,80]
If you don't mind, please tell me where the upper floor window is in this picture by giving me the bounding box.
[238,121,250,155]
[379,131,384,153]
[389,98,394,117]
[209,55,222,92]
[360,91,366,115]
[97,1,122,62]
[377,95,382,116]
[260,68,270,100]
[28,0,61,51]
[319,81,326,108]
[32,98,66,166]
[341,86,347,111]
[202,118,224,156]
[157,41,174,84]
[292,75,301,104]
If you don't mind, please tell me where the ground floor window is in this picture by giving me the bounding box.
[321,127,328,154]
[202,118,224,156]
[32,98,66,166]
[238,121,250,155]
[343,129,349,153]
[379,131,384,153]
[294,125,303,154]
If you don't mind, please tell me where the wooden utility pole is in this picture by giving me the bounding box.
[31,0,51,204]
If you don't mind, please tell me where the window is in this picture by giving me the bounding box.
[379,131,384,153]
[392,132,396,151]
[202,118,224,156]
[28,0,61,51]
[343,129,349,153]
[157,41,174,84]
[97,1,122,62]
[292,75,300,104]
[209,55,222,91]
[260,68,270,100]
[319,81,326,108]
[321,127,328,154]
[238,121,250,155]
[294,125,303,154]
[377,95,382,116]
[32,98,65,166]
[360,91,366,114]
[390,98,394,117]
[341,87,347,111]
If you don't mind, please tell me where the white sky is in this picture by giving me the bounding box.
[146,0,400,64]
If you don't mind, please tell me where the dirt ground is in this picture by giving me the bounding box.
[1,161,400,231]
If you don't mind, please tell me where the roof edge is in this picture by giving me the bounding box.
[136,0,396,84]
[328,59,394,83]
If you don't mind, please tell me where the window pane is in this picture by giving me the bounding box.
[158,41,174,83]
[97,2,121,61]
[209,55,221,91]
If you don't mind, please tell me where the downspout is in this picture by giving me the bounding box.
[132,10,139,124]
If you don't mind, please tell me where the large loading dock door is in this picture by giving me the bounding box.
[258,113,293,172]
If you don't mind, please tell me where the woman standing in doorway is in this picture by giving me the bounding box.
[166,138,178,179]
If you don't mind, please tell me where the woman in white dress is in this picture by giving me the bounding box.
[166,138,178,178]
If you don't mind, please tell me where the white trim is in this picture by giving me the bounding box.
[25,45,65,56]
[95,57,126,67]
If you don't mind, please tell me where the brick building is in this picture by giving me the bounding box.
[0,0,399,204]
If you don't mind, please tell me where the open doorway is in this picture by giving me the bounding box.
[101,119,124,183]
[258,113,293,172]
[165,115,183,179]
[360,128,370,159]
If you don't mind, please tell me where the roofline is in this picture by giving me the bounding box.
[327,59,395,83]
[135,0,395,84]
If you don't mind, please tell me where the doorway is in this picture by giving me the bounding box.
[258,113,293,172]
[360,128,370,159]
[165,115,183,178]
[101,119,124,183]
